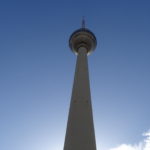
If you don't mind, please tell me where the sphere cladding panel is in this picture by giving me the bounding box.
[69,28,97,55]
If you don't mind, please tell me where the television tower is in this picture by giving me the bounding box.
[63,20,97,150]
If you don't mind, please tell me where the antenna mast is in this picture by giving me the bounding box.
[82,16,86,28]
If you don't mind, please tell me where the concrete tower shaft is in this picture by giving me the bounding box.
[63,27,97,150]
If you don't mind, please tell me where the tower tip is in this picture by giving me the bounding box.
[81,16,85,28]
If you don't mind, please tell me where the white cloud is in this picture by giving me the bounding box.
[143,131,150,150]
[109,130,150,150]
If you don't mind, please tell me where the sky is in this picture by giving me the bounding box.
[0,0,150,150]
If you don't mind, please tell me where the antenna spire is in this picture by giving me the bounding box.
[82,16,85,28]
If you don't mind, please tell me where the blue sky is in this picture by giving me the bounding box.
[0,0,150,150]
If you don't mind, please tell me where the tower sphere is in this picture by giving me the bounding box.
[69,28,97,55]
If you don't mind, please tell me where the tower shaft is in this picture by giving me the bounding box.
[64,47,96,150]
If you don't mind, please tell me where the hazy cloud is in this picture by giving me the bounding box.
[109,130,150,150]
